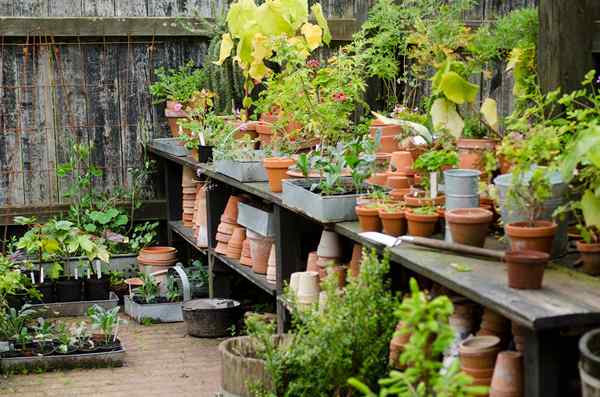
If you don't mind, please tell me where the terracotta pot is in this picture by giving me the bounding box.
[240,239,253,267]
[370,120,402,153]
[316,230,343,258]
[328,265,347,288]
[505,250,549,290]
[576,241,600,276]
[445,208,494,247]
[247,231,273,275]
[295,272,320,305]
[367,172,388,187]
[348,244,362,278]
[215,241,229,255]
[388,175,410,190]
[389,321,411,368]
[390,151,414,171]
[388,170,415,186]
[405,209,438,237]
[490,351,523,397]
[375,153,392,172]
[226,227,246,259]
[505,221,557,255]
[462,366,495,379]
[459,336,501,369]
[266,244,277,282]
[138,246,177,260]
[457,138,497,173]
[216,232,232,243]
[404,193,445,208]
[222,196,240,224]
[263,157,295,193]
[306,251,319,273]
[356,206,382,232]
[378,209,406,237]
[218,222,235,235]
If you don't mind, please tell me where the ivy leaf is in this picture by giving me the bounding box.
[215,33,234,65]
[430,98,464,138]
[480,98,499,132]
[311,4,331,44]
[582,190,600,229]
[439,71,479,105]
[301,22,323,51]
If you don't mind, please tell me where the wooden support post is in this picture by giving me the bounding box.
[538,0,600,94]
[164,160,183,222]
[524,329,561,397]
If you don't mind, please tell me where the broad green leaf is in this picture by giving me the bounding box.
[78,235,94,253]
[311,4,331,44]
[582,190,600,228]
[480,98,499,132]
[430,98,464,138]
[256,0,294,37]
[249,60,271,81]
[227,0,258,38]
[43,239,60,253]
[84,223,97,233]
[371,111,433,144]
[281,0,309,30]
[115,214,128,227]
[215,33,234,65]
[439,71,479,105]
[301,22,322,51]
[55,220,73,231]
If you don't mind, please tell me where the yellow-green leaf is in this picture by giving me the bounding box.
[256,0,294,37]
[281,0,308,30]
[431,98,464,138]
[252,32,273,63]
[311,3,331,44]
[301,22,322,51]
[249,61,271,81]
[582,190,600,229]
[439,71,479,105]
[227,0,258,38]
[480,98,499,132]
[214,33,234,65]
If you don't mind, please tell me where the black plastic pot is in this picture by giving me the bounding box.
[55,278,83,302]
[198,145,213,163]
[35,281,55,303]
[84,277,110,301]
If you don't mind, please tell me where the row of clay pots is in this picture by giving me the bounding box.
[356,204,442,238]
[182,167,198,227]
[215,196,241,255]
[192,182,209,248]
[459,336,501,388]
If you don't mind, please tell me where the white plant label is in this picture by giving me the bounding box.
[87,268,91,280]
[96,262,102,279]
[40,267,44,283]
[430,172,438,199]
[30,271,35,284]
[74,268,79,280]
[199,130,206,146]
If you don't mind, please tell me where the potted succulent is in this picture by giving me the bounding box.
[405,206,439,237]
[149,60,208,138]
[378,202,407,237]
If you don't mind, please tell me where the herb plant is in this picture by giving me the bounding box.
[134,273,160,304]
[149,60,208,105]
[87,304,121,345]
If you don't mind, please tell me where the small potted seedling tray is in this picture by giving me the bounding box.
[29,292,119,317]
[282,178,364,223]
[237,202,275,237]
[1,346,126,372]
[124,295,183,323]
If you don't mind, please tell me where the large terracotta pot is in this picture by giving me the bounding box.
[356,206,382,232]
[506,221,557,254]
[390,151,414,172]
[405,209,438,237]
[370,119,401,153]
[459,336,501,370]
[263,157,294,193]
[490,351,523,397]
[445,208,493,247]
[505,250,549,290]
[576,241,600,276]
[378,209,406,237]
[457,138,497,173]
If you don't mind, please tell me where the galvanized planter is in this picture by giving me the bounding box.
[1,347,125,372]
[215,159,268,182]
[151,137,188,156]
[282,178,362,223]
[29,292,119,318]
[124,295,183,323]
[237,202,275,237]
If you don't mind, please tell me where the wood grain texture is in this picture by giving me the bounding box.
[82,0,115,16]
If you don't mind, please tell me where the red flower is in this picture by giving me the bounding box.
[306,59,320,69]
[332,92,348,102]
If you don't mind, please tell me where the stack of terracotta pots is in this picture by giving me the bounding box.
[388,176,411,201]
[247,230,273,275]
[511,322,526,353]
[226,226,246,259]
[306,251,319,273]
[356,205,382,232]
[216,196,241,255]
[316,230,343,281]
[490,351,523,397]
[478,308,510,345]
[240,239,252,267]
[193,182,208,248]
[459,335,502,389]
[449,299,478,337]
[348,244,363,278]
[370,119,401,153]
[266,244,277,283]
[137,247,177,274]
[389,321,411,369]
[182,167,197,227]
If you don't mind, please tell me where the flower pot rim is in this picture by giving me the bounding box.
[457,138,498,148]
[459,335,501,353]
[504,250,550,263]
[263,157,295,168]
[378,209,405,218]
[506,221,557,238]
[576,240,600,253]
[356,205,380,216]
[445,208,493,224]
[405,209,439,222]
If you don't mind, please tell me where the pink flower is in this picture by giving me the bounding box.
[332,92,348,102]
[173,102,183,112]
[306,59,320,69]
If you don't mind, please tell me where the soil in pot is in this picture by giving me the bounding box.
[263,157,295,193]
[576,241,600,276]
[405,209,438,237]
[506,221,557,255]
[505,250,549,290]
[35,281,54,303]
[356,206,382,232]
[378,208,406,237]
[55,278,83,302]
[84,277,110,301]
[445,208,494,247]
[91,334,122,352]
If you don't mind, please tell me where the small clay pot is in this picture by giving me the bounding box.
[404,193,445,208]
[390,151,414,171]
[378,208,406,237]
[356,206,382,232]
[505,250,549,290]
[462,366,495,379]
[370,120,401,153]
[348,244,363,278]
[247,231,273,274]
[317,230,343,258]
[306,251,319,273]
[490,351,523,397]
[388,175,410,190]
[222,196,240,224]
[138,246,177,260]
[226,227,246,259]
[367,172,388,187]
[576,241,600,276]
[263,157,295,193]
[445,208,494,247]
[459,336,501,370]
[505,221,557,255]
[405,209,438,237]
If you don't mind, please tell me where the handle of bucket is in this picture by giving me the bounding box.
[170,264,191,302]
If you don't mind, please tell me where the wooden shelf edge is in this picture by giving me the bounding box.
[210,249,276,296]
[168,220,208,254]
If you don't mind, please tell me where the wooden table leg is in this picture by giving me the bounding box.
[524,329,561,397]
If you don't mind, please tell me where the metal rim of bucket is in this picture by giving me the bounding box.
[444,169,481,178]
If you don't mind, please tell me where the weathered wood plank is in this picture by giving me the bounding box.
[150,40,183,136]
[0,0,13,16]
[115,0,147,16]
[13,0,48,17]
[82,0,115,16]
[48,0,82,16]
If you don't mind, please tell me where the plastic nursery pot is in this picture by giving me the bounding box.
[263,157,295,193]
[35,281,54,303]
[459,335,501,370]
[576,241,600,276]
[55,277,83,302]
[504,250,549,290]
[490,351,523,397]
[505,221,557,255]
[84,277,110,301]
[378,208,407,237]
[196,145,213,163]
[355,206,382,232]
[405,209,438,238]
[445,208,494,248]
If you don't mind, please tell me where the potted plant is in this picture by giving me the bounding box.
[262,135,298,193]
[356,203,382,232]
[149,60,208,137]
[407,149,458,207]
[405,206,439,237]
[87,304,122,351]
[32,318,56,356]
[378,202,407,237]
[177,89,221,163]
[84,262,110,301]
[55,323,78,355]
[213,125,270,182]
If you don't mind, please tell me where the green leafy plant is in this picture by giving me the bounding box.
[87,304,122,345]
[413,149,458,192]
[165,276,181,303]
[0,305,39,340]
[349,278,487,397]
[188,260,209,288]
[0,254,38,309]
[128,222,160,253]
[55,323,78,354]
[149,60,208,105]
[412,206,438,216]
[133,273,160,304]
